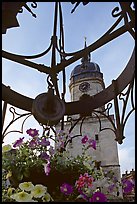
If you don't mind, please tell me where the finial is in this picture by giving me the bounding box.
[81,37,91,63]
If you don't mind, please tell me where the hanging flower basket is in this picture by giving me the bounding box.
[2,128,134,202]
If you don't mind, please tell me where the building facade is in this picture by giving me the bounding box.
[56,43,123,198]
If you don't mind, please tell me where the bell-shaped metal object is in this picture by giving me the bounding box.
[32,90,65,126]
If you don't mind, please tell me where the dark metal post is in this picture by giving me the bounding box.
[2,101,7,132]
[112,79,124,144]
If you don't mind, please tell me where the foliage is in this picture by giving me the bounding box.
[2,128,134,202]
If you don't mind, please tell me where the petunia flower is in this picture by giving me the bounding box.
[89,192,107,202]
[48,146,55,155]
[13,137,24,148]
[29,139,38,148]
[31,184,47,198]
[76,173,93,189]
[44,163,51,176]
[26,128,39,137]
[108,184,115,193]
[43,193,51,202]
[122,179,134,194]
[19,182,34,191]
[60,183,73,195]
[2,144,12,153]
[88,139,96,150]
[11,191,32,202]
[39,138,50,146]
[7,187,15,196]
[81,135,88,144]
[40,152,50,160]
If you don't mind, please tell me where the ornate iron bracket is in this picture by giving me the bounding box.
[2,106,32,143]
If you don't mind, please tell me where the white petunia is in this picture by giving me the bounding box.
[11,191,32,202]
[2,144,12,153]
[31,184,47,198]
[19,182,34,191]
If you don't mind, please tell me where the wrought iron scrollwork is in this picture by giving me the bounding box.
[40,124,56,142]
[18,8,23,13]
[112,6,122,17]
[63,74,135,145]
[71,2,90,13]
[2,2,135,146]
[64,116,86,148]
[31,2,37,9]
[18,2,37,18]
[112,2,135,38]
[2,106,32,142]
[92,104,116,135]
[116,74,135,143]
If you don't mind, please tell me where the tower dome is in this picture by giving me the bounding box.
[70,61,103,84]
[69,40,105,102]
[70,42,103,85]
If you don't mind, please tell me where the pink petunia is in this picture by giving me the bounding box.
[76,173,93,189]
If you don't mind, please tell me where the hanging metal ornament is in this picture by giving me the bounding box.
[32,88,65,126]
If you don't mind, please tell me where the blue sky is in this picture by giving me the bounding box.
[2,2,135,175]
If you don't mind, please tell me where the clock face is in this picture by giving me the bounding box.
[79,82,90,92]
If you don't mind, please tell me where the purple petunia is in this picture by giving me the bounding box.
[29,139,38,148]
[89,192,107,202]
[40,152,50,160]
[48,146,55,155]
[13,137,24,148]
[122,179,134,194]
[88,139,96,150]
[39,138,50,146]
[113,176,118,183]
[108,184,115,193]
[60,183,73,195]
[26,128,39,137]
[81,135,88,144]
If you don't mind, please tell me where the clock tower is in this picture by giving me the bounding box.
[69,47,105,110]
[56,41,123,198]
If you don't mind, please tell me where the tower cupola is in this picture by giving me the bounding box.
[70,41,103,86]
